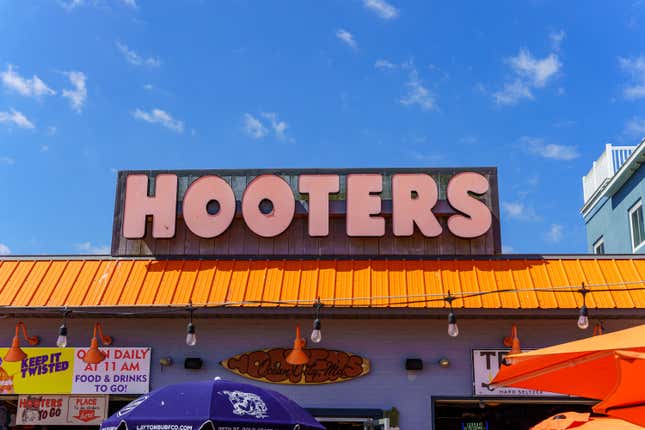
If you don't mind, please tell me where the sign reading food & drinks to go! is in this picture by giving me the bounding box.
[221,348,370,384]
[0,347,150,395]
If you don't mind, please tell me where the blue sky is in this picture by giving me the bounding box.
[1,0,645,255]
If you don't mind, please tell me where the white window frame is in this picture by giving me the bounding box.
[629,200,645,252]
[593,237,605,255]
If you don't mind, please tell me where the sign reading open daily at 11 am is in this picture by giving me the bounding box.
[17,395,108,426]
[0,347,150,395]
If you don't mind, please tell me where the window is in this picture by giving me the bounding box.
[629,201,645,251]
[593,237,605,255]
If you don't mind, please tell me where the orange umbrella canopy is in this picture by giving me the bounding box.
[530,412,591,430]
[492,324,645,427]
[594,351,645,427]
[531,412,645,430]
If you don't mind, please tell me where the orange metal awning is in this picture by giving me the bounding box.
[0,257,644,309]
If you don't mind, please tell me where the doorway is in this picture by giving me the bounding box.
[433,399,594,430]
[316,417,389,430]
[309,409,388,430]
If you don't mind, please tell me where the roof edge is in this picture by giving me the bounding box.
[2,253,645,261]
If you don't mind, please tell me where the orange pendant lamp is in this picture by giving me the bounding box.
[503,324,521,365]
[286,325,309,365]
[83,323,113,364]
[4,322,39,362]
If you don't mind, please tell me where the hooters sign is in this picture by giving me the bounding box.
[221,348,370,385]
[118,169,495,240]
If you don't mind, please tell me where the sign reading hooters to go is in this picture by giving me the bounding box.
[120,170,495,240]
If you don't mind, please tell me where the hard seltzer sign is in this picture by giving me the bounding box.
[472,349,564,396]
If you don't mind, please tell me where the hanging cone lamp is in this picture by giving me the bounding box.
[286,325,309,365]
[83,323,113,364]
[4,322,39,362]
[503,324,522,365]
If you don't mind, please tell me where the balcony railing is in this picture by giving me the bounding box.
[582,144,636,204]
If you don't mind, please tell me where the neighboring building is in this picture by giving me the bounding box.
[1,168,644,430]
[582,140,645,254]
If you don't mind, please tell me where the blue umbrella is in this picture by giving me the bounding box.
[101,379,325,430]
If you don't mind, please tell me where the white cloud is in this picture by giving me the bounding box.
[545,224,564,243]
[502,244,515,253]
[132,108,184,133]
[520,136,579,160]
[502,201,540,221]
[1,65,56,98]
[243,113,268,139]
[549,30,566,52]
[375,59,397,70]
[116,42,161,67]
[502,201,525,218]
[41,145,49,152]
[243,112,293,142]
[625,117,645,138]
[62,71,87,113]
[0,109,35,129]
[494,39,562,106]
[508,49,561,88]
[0,243,10,255]
[619,56,645,99]
[46,126,57,136]
[400,68,436,111]
[363,0,399,19]
[0,156,15,165]
[336,29,357,50]
[74,242,109,254]
[493,79,533,105]
[120,0,137,8]
[261,112,289,141]
[60,0,84,11]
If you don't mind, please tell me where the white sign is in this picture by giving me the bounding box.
[73,347,151,395]
[472,349,564,396]
[17,395,107,426]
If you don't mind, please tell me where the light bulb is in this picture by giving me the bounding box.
[186,322,197,346]
[56,324,68,348]
[577,306,589,330]
[310,319,322,343]
[448,323,459,337]
[447,311,459,337]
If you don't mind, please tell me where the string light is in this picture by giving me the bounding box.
[577,283,589,330]
[56,308,70,348]
[310,298,322,344]
[186,302,197,347]
[445,291,459,337]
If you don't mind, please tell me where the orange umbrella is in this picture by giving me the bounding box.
[531,412,645,430]
[530,412,591,430]
[594,351,645,427]
[491,324,645,427]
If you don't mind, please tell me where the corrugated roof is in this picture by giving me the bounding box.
[1,257,644,310]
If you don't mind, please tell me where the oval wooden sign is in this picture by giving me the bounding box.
[220,348,370,385]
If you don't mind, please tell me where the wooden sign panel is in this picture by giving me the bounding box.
[220,348,370,385]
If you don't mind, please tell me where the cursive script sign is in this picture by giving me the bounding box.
[220,348,370,385]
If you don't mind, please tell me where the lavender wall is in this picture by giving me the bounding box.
[1,317,639,429]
